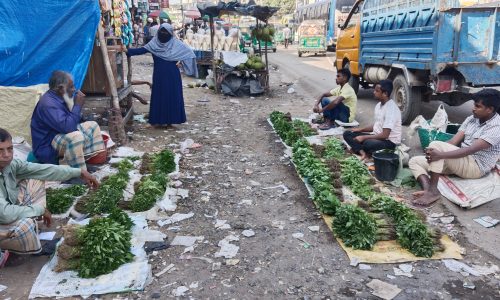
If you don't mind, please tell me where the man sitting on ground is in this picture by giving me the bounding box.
[343,80,401,161]
[409,89,500,208]
[31,70,105,171]
[313,68,357,130]
[0,128,98,255]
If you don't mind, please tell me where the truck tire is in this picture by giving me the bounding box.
[345,62,359,95]
[392,74,422,125]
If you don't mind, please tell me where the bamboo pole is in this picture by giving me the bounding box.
[264,21,269,91]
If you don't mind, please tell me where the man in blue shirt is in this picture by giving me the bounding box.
[31,71,105,171]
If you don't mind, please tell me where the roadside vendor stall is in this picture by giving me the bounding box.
[196,1,278,95]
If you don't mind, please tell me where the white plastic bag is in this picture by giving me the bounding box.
[408,115,430,136]
[430,104,448,132]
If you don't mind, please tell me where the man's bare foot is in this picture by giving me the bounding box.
[359,150,368,161]
[411,191,441,208]
[412,191,425,198]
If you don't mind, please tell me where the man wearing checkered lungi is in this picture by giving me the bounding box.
[31,70,106,171]
[0,128,98,257]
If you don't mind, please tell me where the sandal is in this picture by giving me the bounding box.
[318,123,335,130]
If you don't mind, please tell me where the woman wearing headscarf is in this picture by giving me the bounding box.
[127,23,197,128]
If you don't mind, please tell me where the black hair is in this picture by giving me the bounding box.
[472,89,500,113]
[49,70,71,90]
[337,68,351,81]
[378,79,393,97]
[0,128,12,142]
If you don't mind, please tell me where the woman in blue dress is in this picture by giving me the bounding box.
[127,23,197,128]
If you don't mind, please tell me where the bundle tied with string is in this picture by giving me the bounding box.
[108,107,127,145]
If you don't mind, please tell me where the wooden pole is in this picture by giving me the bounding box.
[264,21,269,91]
[98,25,120,110]
[210,16,218,93]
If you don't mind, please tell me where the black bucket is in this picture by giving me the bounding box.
[373,150,399,182]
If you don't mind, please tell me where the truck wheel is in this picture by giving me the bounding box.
[298,51,302,57]
[345,62,359,94]
[393,74,422,125]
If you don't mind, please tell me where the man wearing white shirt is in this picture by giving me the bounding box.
[282,25,291,48]
[343,80,401,161]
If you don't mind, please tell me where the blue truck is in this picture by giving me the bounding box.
[335,0,500,124]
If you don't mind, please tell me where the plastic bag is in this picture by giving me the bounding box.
[408,115,430,136]
[430,104,448,132]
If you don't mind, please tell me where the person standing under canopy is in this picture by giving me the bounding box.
[126,23,197,128]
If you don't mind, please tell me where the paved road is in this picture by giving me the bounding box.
[268,46,474,125]
[268,45,499,260]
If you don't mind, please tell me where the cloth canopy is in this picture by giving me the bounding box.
[0,0,100,89]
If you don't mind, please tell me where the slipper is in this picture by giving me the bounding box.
[0,250,10,268]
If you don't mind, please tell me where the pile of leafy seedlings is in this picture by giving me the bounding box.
[270,113,443,257]
[76,159,134,215]
[47,185,87,214]
[292,138,341,215]
[55,211,134,277]
[129,149,175,212]
[270,111,317,146]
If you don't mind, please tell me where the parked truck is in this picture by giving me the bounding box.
[335,0,500,124]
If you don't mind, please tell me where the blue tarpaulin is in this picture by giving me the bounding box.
[0,0,100,89]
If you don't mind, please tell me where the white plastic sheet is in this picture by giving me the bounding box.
[29,215,162,299]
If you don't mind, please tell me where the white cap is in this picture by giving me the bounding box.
[147,17,153,22]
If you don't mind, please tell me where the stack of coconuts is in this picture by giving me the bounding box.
[237,55,265,70]
[251,25,275,42]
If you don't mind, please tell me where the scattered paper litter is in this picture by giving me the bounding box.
[272,220,285,230]
[393,267,413,278]
[214,235,239,258]
[38,231,56,241]
[215,219,231,230]
[242,229,255,237]
[171,236,204,247]
[359,264,371,270]
[113,146,144,158]
[443,259,499,276]
[366,279,401,300]
[0,284,6,292]
[189,282,199,289]
[173,286,189,297]
[225,259,240,266]
[292,232,304,239]
[473,216,499,228]
[263,184,290,194]
[239,199,253,205]
[157,212,194,227]
[308,226,320,232]
[155,264,175,277]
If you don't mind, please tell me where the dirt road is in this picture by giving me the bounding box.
[1,47,498,300]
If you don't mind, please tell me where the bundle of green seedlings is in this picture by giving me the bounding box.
[323,138,346,201]
[270,111,316,146]
[81,159,134,215]
[54,207,134,277]
[47,185,87,214]
[292,138,341,215]
[368,194,442,257]
[129,149,175,212]
[340,156,376,200]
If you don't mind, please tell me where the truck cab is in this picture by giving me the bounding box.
[336,0,500,124]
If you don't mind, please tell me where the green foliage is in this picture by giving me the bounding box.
[47,185,87,214]
[84,159,133,215]
[262,0,295,15]
[340,157,375,200]
[153,149,176,174]
[370,194,435,257]
[324,138,345,160]
[77,217,133,278]
[332,204,378,250]
[129,175,166,212]
[270,111,317,146]
[108,207,134,231]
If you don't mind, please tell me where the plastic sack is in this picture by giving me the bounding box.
[408,115,430,136]
[430,104,448,132]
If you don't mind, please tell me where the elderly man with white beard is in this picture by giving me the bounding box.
[30,70,105,171]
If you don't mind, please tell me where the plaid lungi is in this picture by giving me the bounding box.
[51,121,105,171]
[0,180,46,254]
